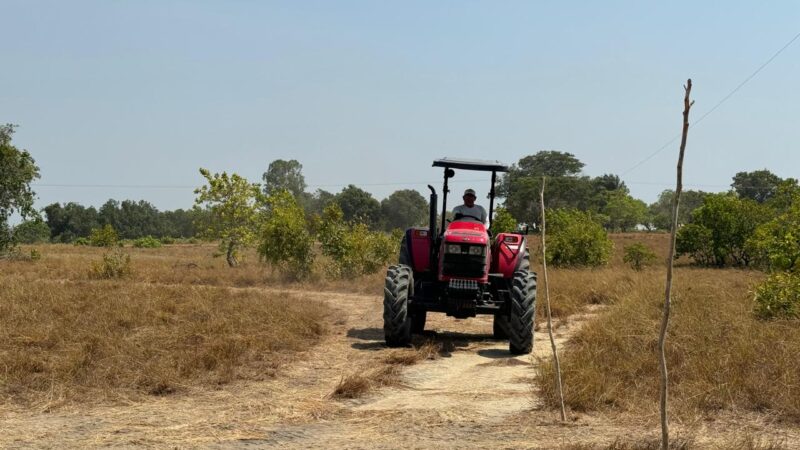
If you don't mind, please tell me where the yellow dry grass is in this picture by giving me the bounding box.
[537,266,800,421]
[0,244,334,407]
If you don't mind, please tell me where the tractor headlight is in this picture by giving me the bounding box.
[446,244,462,254]
[468,245,485,256]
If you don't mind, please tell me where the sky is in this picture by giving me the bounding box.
[2,0,799,216]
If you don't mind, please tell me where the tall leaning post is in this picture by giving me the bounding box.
[659,79,693,450]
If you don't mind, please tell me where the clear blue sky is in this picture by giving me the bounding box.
[2,0,799,213]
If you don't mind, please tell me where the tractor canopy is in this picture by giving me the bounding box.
[432,157,509,173]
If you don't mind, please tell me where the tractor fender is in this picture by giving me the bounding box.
[491,233,527,278]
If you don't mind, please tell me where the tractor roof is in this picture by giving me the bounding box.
[432,157,509,172]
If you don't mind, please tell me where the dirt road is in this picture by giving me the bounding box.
[2,288,797,449]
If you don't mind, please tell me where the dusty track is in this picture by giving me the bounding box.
[2,287,798,449]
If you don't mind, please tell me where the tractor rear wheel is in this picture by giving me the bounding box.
[384,264,413,347]
[509,270,537,355]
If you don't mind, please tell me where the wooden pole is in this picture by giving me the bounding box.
[659,79,693,450]
[540,176,567,421]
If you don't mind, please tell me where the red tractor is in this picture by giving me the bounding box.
[384,158,537,354]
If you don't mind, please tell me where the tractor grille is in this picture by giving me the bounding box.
[442,253,486,278]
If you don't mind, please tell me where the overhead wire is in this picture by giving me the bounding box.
[620,29,800,176]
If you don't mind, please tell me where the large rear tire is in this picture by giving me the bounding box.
[384,264,413,347]
[509,270,537,355]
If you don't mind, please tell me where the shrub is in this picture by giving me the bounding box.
[747,201,800,272]
[675,223,715,266]
[12,219,50,244]
[73,237,90,246]
[489,207,518,236]
[89,224,119,247]
[257,190,314,279]
[623,242,658,271]
[133,235,163,248]
[545,208,612,267]
[318,204,398,278]
[754,272,800,320]
[89,249,132,279]
[159,236,176,245]
[676,194,767,267]
[29,249,42,261]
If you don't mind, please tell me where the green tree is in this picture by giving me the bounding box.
[380,189,428,231]
[765,178,800,213]
[194,168,261,267]
[648,189,708,230]
[623,242,658,271]
[335,185,381,228]
[747,197,800,272]
[89,224,120,247]
[676,194,767,266]
[257,189,314,278]
[489,207,518,235]
[732,169,783,203]
[318,203,396,277]
[99,199,164,239]
[12,219,50,244]
[44,202,100,242]
[546,209,613,267]
[0,124,40,253]
[601,190,647,232]
[498,151,595,226]
[262,159,306,199]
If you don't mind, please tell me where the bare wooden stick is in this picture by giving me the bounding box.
[659,79,693,450]
[540,176,566,422]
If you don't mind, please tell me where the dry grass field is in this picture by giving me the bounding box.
[1,234,798,448]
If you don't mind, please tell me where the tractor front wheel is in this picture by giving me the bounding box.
[509,270,537,355]
[384,264,413,347]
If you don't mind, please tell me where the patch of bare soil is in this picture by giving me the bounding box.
[2,290,799,449]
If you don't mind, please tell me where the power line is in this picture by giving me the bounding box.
[621,29,800,176]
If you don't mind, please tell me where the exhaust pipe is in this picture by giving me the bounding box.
[428,185,438,271]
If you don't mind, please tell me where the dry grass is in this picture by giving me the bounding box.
[0,265,330,407]
[537,266,800,421]
[560,438,692,450]
[5,243,386,295]
[559,434,787,450]
[330,365,404,399]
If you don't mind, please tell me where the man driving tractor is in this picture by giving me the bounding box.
[453,188,487,224]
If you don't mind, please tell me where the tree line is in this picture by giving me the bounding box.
[1,122,793,251]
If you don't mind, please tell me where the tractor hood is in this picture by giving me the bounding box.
[443,221,489,245]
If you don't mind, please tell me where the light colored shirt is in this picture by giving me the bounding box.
[453,204,487,224]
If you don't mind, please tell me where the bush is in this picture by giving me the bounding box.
[257,190,314,279]
[675,223,714,266]
[12,219,50,244]
[89,224,119,247]
[489,207,518,236]
[89,249,132,279]
[747,201,800,272]
[159,236,176,245]
[73,237,90,246]
[318,204,398,278]
[754,272,800,320]
[676,194,767,267]
[133,235,163,248]
[623,242,658,271]
[545,209,612,267]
